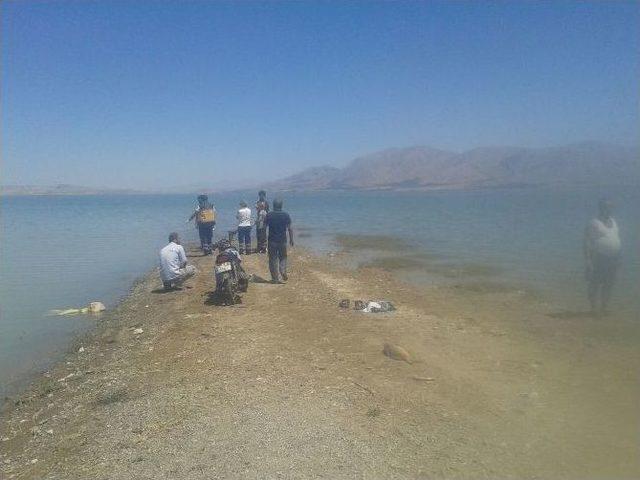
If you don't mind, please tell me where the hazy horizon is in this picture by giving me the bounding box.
[2,1,639,190]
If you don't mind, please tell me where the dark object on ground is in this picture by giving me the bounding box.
[547,310,595,320]
[95,387,129,406]
[339,299,350,309]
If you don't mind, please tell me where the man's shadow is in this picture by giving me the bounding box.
[151,285,193,294]
[204,290,242,306]
[250,275,271,284]
[186,251,209,258]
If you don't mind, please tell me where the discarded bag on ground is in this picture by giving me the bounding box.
[361,301,396,313]
[338,299,396,313]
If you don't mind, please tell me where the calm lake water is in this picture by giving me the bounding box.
[1,187,638,396]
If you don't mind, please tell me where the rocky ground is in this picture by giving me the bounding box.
[1,247,638,479]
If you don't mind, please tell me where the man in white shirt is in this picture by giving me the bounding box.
[159,232,197,290]
[584,199,621,315]
[236,201,253,254]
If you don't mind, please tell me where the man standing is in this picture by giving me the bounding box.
[159,233,197,290]
[255,190,270,254]
[584,199,621,315]
[265,198,294,283]
[236,201,253,254]
[188,195,216,254]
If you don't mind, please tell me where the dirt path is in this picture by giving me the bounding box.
[2,249,638,479]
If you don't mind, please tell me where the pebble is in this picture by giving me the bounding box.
[78,347,85,353]
[133,328,144,335]
[382,343,412,364]
[30,459,38,464]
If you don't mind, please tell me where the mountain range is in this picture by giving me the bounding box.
[3,142,638,195]
[265,142,640,191]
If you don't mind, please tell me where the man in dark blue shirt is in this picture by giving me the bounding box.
[265,198,294,283]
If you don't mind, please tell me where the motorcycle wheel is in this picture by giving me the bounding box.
[221,277,236,305]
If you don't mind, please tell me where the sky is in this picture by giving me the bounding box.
[2,1,639,190]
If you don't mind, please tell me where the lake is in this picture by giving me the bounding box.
[1,187,638,397]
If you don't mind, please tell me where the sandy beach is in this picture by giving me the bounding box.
[1,246,638,479]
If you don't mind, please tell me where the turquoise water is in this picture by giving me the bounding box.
[1,188,638,396]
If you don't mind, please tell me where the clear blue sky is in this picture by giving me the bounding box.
[2,1,638,189]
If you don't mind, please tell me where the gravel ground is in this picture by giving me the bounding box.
[1,247,638,479]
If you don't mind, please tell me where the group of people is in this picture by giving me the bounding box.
[159,194,623,315]
[230,191,294,283]
[159,191,294,289]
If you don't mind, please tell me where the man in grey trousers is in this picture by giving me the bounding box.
[265,198,294,284]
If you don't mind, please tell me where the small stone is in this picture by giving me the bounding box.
[382,343,412,364]
[78,347,85,353]
[133,328,143,335]
[1,437,9,442]
[412,376,435,382]
[45,429,53,435]
[30,458,38,464]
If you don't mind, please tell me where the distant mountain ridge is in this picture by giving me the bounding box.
[266,142,640,191]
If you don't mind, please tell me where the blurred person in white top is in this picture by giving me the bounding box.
[236,201,253,254]
[584,199,621,315]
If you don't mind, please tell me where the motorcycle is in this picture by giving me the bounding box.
[213,240,248,305]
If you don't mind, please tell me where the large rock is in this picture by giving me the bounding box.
[88,302,106,313]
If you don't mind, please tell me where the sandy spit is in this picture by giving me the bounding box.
[1,248,638,479]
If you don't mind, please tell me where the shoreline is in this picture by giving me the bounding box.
[0,267,163,401]
[1,247,638,478]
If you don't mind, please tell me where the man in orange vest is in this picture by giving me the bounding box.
[188,194,216,254]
